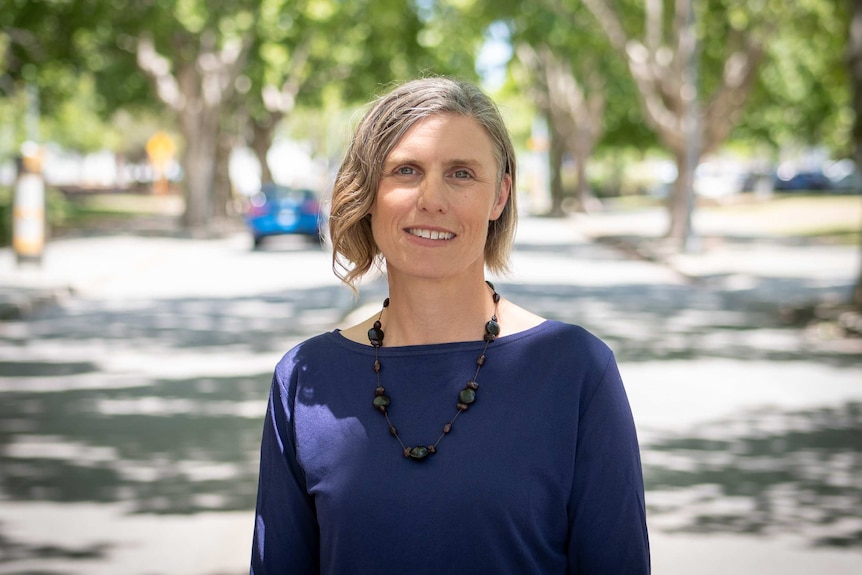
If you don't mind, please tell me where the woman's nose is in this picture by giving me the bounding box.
[416,175,448,213]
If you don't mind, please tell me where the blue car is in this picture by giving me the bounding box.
[245,184,324,248]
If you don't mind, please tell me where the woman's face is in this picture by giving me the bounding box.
[369,113,510,283]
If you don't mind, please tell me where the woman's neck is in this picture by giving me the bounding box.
[380,275,497,347]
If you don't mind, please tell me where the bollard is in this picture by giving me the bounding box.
[13,143,46,266]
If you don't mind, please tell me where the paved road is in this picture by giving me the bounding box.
[0,216,860,574]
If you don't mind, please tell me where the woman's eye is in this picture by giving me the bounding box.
[396,166,416,175]
[453,169,472,179]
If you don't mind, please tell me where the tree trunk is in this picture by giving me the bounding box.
[548,114,566,217]
[850,0,862,307]
[251,119,277,185]
[572,151,593,211]
[668,148,695,244]
[213,132,233,220]
[179,105,220,233]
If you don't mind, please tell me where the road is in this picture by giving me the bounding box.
[0,216,860,574]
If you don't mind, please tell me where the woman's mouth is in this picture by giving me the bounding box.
[406,228,455,241]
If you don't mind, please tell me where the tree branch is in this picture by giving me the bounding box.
[137,34,185,111]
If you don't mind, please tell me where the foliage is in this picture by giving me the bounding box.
[0,0,858,187]
[731,0,852,156]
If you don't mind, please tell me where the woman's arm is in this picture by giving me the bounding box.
[250,371,320,574]
[567,352,650,574]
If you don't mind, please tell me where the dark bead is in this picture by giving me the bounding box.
[373,320,381,329]
[373,395,390,411]
[459,388,476,404]
[383,297,390,308]
[483,333,496,343]
[476,355,486,366]
[403,447,411,458]
[375,386,385,396]
[457,402,469,411]
[427,445,436,453]
[492,292,501,303]
[442,423,452,433]
[467,380,479,390]
[486,280,495,290]
[408,446,430,460]
[373,359,381,373]
[389,425,398,436]
[485,319,500,336]
[368,327,384,345]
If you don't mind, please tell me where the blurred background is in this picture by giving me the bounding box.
[0,0,860,573]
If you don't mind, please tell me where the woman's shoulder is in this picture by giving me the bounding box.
[504,319,615,365]
[274,330,366,372]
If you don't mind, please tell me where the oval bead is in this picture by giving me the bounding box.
[485,319,500,336]
[375,386,385,396]
[368,327,384,344]
[408,446,430,460]
[442,423,452,433]
[373,395,390,408]
[459,388,477,404]
[467,380,479,390]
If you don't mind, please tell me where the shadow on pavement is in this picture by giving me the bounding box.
[645,402,862,548]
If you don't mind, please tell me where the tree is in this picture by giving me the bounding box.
[516,43,605,215]
[573,0,765,247]
[131,1,259,233]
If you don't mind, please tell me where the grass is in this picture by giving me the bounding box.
[701,194,862,242]
[602,192,862,244]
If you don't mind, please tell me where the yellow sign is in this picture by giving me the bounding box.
[146,131,176,168]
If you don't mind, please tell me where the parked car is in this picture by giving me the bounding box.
[244,184,323,248]
[772,170,832,192]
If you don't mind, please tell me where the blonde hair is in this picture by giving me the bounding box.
[329,77,518,289]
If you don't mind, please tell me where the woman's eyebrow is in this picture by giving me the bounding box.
[384,154,485,167]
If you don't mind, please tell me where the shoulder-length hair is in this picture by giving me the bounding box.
[329,77,518,290]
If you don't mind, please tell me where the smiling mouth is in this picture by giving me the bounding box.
[406,228,455,241]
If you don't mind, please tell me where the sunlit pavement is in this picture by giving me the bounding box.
[0,215,860,574]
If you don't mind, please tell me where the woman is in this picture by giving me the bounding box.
[251,77,650,574]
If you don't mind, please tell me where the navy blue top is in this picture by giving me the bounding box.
[251,320,649,574]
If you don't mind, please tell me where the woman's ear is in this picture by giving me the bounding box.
[490,173,511,221]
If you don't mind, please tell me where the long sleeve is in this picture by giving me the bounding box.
[250,369,320,574]
[567,353,650,574]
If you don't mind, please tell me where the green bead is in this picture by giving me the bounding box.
[408,446,430,460]
[373,395,390,408]
[485,320,500,336]
[459,388,476,404]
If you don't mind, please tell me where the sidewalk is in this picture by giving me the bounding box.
[572,204,862,338]
[1,205,859,323]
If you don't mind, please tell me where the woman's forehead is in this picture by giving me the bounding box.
[385,114,496,163]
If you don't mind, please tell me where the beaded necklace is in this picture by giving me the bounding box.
[368,281,501,461]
